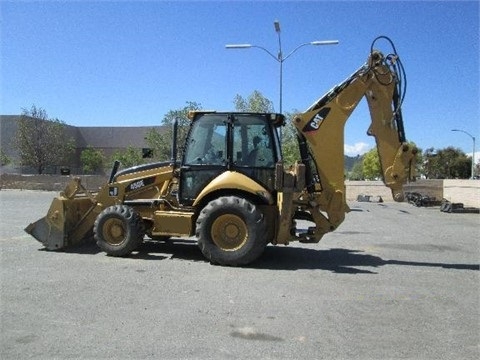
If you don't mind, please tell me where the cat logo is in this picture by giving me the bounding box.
[310,114,323,130]
[302,107,331,133]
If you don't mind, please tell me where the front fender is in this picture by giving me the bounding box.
[192,171,274,206]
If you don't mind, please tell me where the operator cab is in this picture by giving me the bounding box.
[178,111,284,205]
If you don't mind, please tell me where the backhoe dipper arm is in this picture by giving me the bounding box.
[292,49,416,238]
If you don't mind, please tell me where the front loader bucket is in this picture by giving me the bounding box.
[25,192,98,251]
[25,212,66,250]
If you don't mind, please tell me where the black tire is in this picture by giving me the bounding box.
[196,196,268,266]
[94,205,145,257]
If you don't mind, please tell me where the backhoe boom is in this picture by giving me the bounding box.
[276,46,416,244]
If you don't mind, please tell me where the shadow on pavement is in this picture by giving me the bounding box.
[43,238,479,273]
[254,246,479,273]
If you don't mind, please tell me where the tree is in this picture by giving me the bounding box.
[80,146,105,174]
[0,149,11,166]
[422,146,471,179]
[144,127,170,162]
[281,110,301,167]
[233,90,274,113]
[360,141,421,180]
[348,158,364,180]
[362,148,381,180]
[422,147,438,179]
[14,105,75,174]
[110,146,144,169]
[145,101,202,161]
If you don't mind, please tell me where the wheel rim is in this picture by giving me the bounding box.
[102,218,126,245]
[211,214,248,251]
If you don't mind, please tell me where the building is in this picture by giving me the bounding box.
[0,115,166,174]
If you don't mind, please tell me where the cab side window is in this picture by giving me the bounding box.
[232,116,274,167]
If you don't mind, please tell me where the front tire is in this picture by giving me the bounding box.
[94,205,145,256]
[196,196,268,266]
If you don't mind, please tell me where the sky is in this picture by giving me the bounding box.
[1,0,479,158]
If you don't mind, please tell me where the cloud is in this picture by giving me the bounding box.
[344,142,371,156]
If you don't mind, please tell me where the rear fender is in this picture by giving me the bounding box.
[192,171,273,207]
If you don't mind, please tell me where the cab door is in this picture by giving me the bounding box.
[178,114,228,205]
[231,114,280,193]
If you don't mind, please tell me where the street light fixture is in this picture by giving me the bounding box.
[451,129,476,179]
[225,20,339,114]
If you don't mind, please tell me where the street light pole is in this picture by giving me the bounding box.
[274,20,283,114]
[451,129,476,179]
[225,20,339,115]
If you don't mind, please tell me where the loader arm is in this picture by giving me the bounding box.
[288,47,416,242]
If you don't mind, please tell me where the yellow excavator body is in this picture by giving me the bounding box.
[25,37,417,266]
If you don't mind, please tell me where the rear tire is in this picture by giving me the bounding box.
[94,205,145,256]
[196,196,268,266]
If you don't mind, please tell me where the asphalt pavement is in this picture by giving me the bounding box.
[1,190,479,359]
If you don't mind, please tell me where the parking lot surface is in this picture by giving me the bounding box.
[1,190,479,359]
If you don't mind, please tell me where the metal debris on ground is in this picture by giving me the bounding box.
[405,192,442,207]
[440,199,480,214]
[356,194,383,203]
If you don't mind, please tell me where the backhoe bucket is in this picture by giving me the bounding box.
[25,184,98,250]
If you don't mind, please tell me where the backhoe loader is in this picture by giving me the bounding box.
[25,37,417,266]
